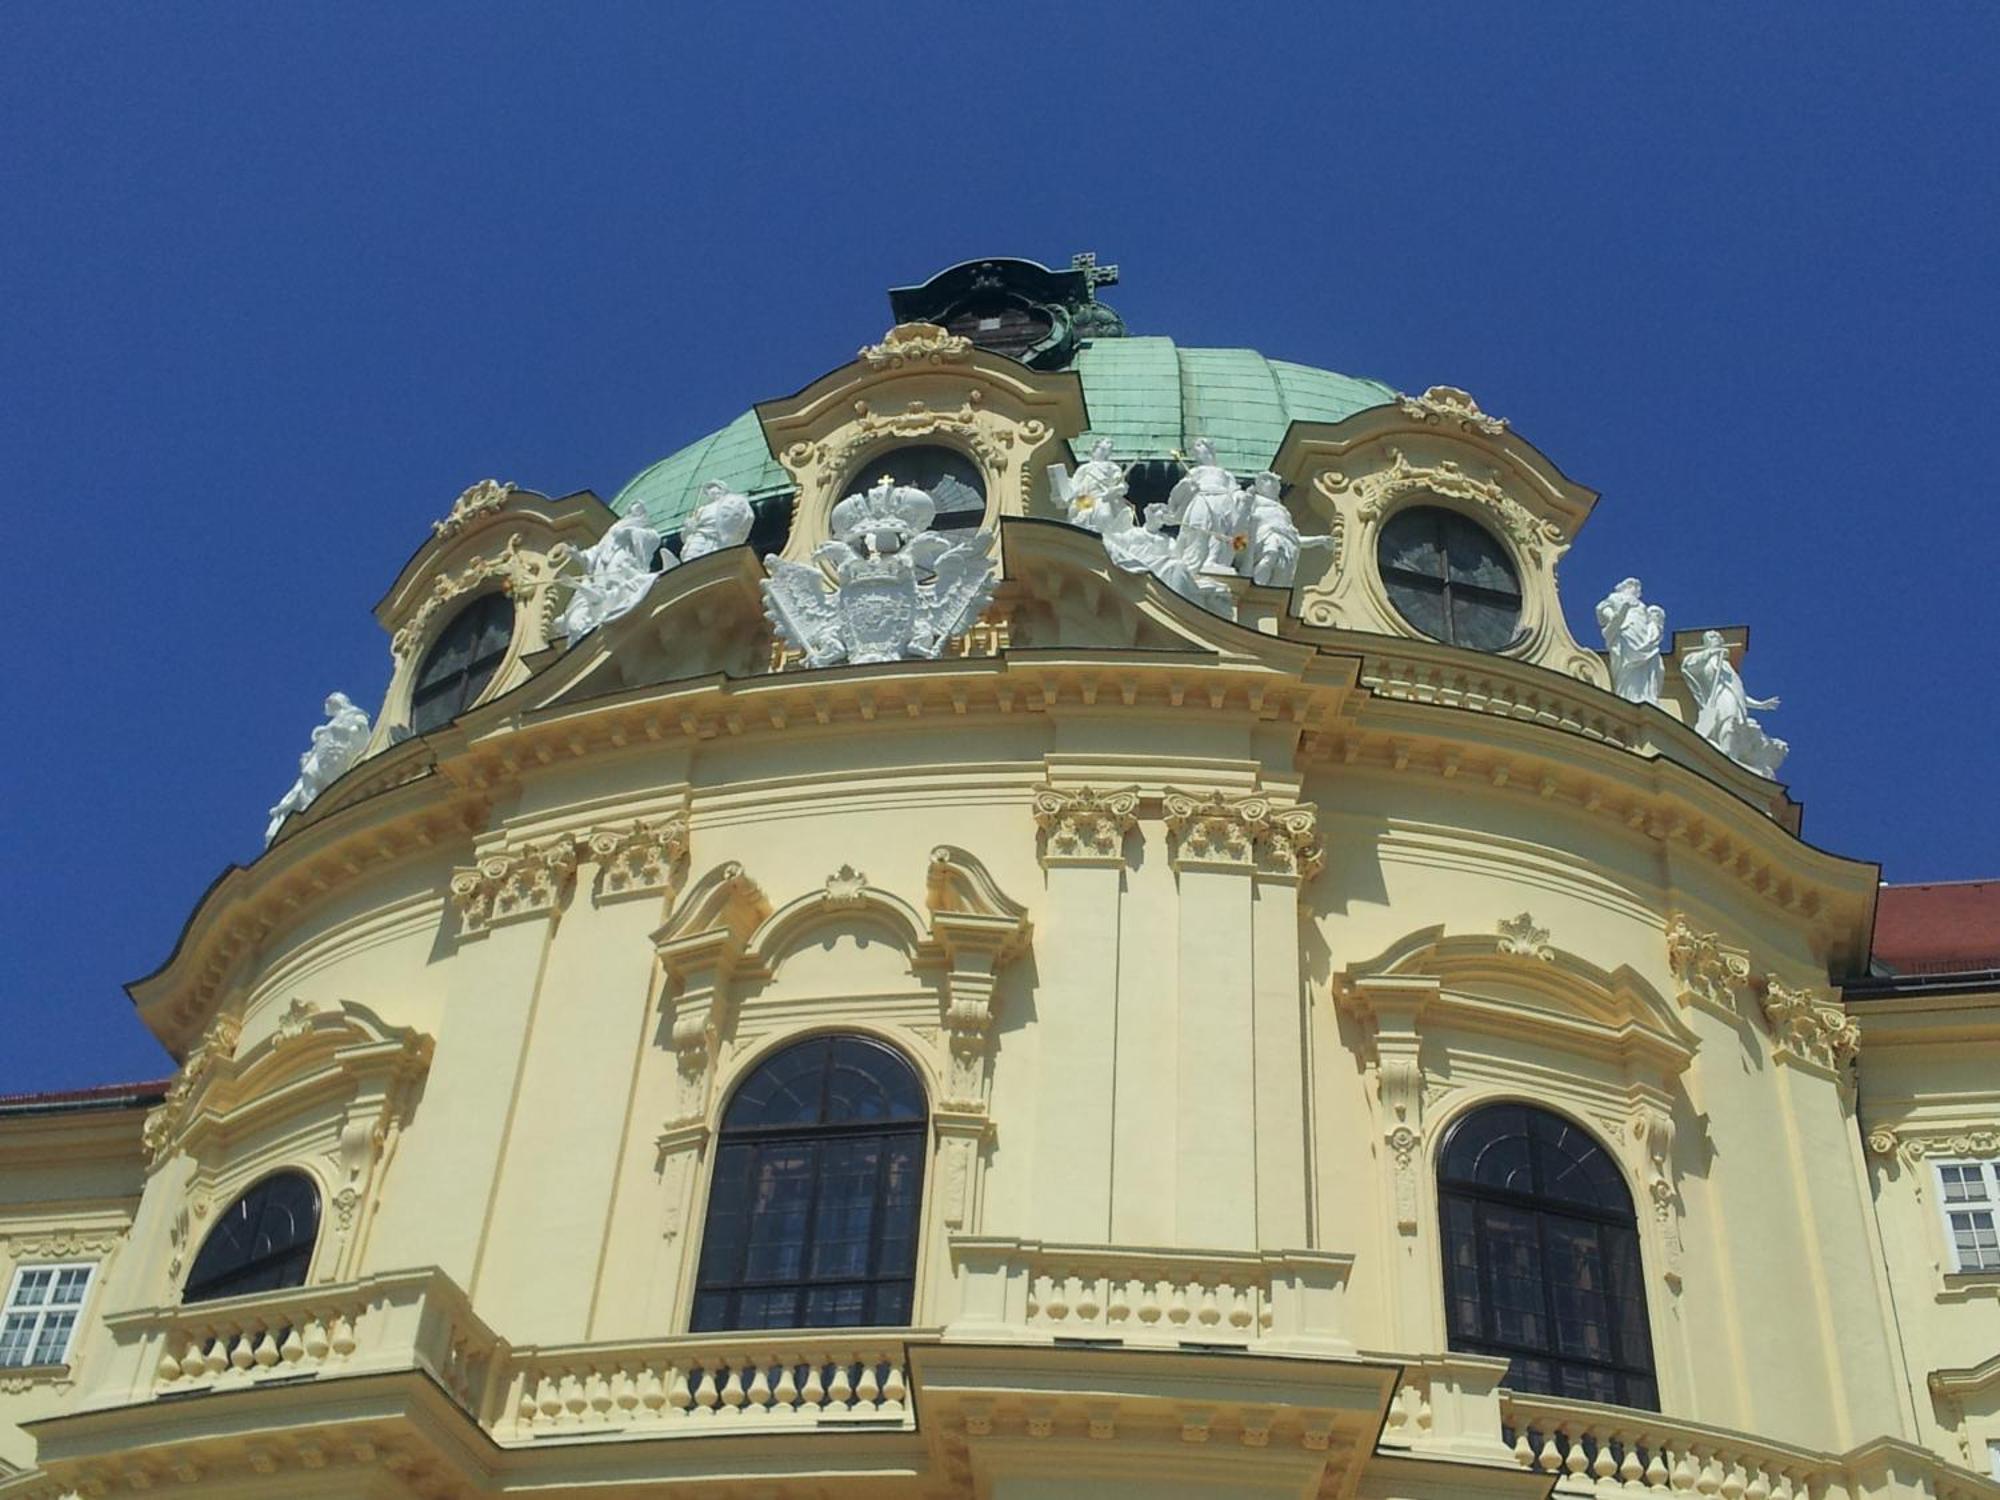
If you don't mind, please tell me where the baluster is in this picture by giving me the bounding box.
[1514,1431,1536,1468]
[1565,1427,1592,1479]
[1197,1282,1222,1326]
[1720,1464,1746,1500]
[300,1317,330,1361]
[1744,1469,1770,1500]
[719,1360,746,1411]
[826,1354,853,1414]
[1044,1274,1071,1323]
[278,1325,306,1365]
[1645,1444,1669,1490]
[746,1360,773,1413]
[252,1328,281,1368]
[228,1331,256,1372]
[1768,1471,1794,1500]
[155,1340,183,1384]
[1025,1276,1042,1322]
[1536,1432,1563,1473]
[1137,1279,1164,1325]
[1227,1281,1254,1330]
[1076,1275,1102,1325]
[1620,1435,1646,1489]
[588,1370,614,1423]
[1167,1282,1192,1326]
[1106,1278,1133,1327]
[854,1353,880,1413]
[880,1356,907,1414]
[614,1368,639,1421]
[562,1371,588,1426]
[1594,1432,1620,1492]
[638,1367,666,1420]
[1696,1449,1723,1500]
[666,1365,693,1417]
[693,1365,719,1414]
[328,1314,358,1358]
[773,1361,800,1412]
[535,1374,563,1427]
[800,1358,826,1412]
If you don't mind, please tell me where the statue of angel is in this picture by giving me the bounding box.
[1681,630,1788,778]
[1048,437,1132,533]
[1165,437,1251,576]
[265,692,373,845]
[1596,577,1666,705]
[560,503,666,640]
[680,481,755,562]
[1244,471,1335,587]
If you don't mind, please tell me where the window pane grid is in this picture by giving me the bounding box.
[1936,1162,2000,1272]
[0,1264,93,1368]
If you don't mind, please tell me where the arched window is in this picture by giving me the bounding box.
[691,1036,927,1333]
[862,445,987,531]
[409,591,514,734]
[1377,504,1523,651]
[183,1171,321,1304]
[1438,1103,1657,1409]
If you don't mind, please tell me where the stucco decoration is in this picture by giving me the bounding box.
[1634,1103,1685,1287]
[678,481,754,562]
[1397,385,1508,437]
[1338,449,1563,570]
[1867,1125,2000,1167]
[762,478,998,667]
[558,503,666,641]
[389,533,564,660]
[1757,975,1860,1073]
[264,693,373,846]
[1496,912,1554,962]
[431,478,517,538]
[1032,785,1141,866]
[1684,630,1788,779]
[858,322,973,370]
[1163,790,1324,879]
[450,837,581,936]
[1596,578,1667,706]
[1664,915,1751,1018]
[587,817,690,902]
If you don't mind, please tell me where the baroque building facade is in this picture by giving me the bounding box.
[2,257,1997,1499]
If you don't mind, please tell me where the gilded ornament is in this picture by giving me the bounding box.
[431,478,517,538]
[1396,385,1508,436]
[858,322,974,370]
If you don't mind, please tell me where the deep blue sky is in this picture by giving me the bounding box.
[4,6,1996,1091]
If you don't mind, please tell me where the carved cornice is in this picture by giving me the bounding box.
[1031,785,1139,866]
[858,322,973,370]
[1396,385,1508,436]
[1,1227,125,1262]
[1496,912,1554,962]
[1162,789,1323,879]
[784,394,1049,486]
[431,478,517,539]
[450,836,580,936]
[587,817,689,901]
[1867,1125,2000,1165]
[1757,975,1861,1073]
[1665,914,1751,1017]
[1323,448,1564,567]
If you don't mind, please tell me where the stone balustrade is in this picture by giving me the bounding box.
[489,1332,920,1440]
[946,1236,1356,1354]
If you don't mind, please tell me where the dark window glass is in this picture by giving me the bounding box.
[861,445,987,531]
[410,591,514,734]
[1437,1104,1657,1410]
[1377,505,1523,651]
[184,1171,320,1304]
[692,1036,927,1333]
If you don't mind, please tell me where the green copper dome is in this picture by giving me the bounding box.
[614,337,1395,530]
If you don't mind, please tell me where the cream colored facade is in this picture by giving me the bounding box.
[2,308,1996,1500]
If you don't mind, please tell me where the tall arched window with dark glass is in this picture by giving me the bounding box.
[1377,504,1523,651]
[409,591,515,734]
[691,1036,927,1333]
[865,445,987,532]
[1438,1103,1657,1409]
[183,1171,321,1304]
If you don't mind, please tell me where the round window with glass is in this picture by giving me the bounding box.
[1376,504,1523,651]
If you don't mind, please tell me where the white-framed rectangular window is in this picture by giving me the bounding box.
[0,1263,94,1368]
[1935,1160,2000,1273]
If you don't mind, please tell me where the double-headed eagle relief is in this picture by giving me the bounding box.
[761,477,999,667]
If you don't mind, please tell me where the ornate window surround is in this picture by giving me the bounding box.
[1335,921,1695,1408]
[758,324,1086,565]
[145,999,433,1300]
[1271,408,1609,689]
[651,846,1030,1333]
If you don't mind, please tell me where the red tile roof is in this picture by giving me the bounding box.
[0,1078,172,1114]
[1872,881,2000,975]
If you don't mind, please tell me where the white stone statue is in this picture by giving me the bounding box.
[1596,577,1667,706]
[1244,471,1335,588]
[1164,437,1251,576]
[1048,437,1132,533]
[560,503,667,640]
[1681,630,1788,778]
[680,481,755,562]
[763,477,998,667]
[265,692,373,845]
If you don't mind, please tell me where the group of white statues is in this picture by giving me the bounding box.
[556,480,755,640]
[1049,437,1335,616]
[1596,577,1787,778]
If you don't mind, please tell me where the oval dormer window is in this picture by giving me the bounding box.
[1377,504,1523,652]
[862,445,986,532]
[410,591,515,734]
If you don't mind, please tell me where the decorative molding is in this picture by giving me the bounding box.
[1633,1104,1684,1288]
[1867,1125,2000,1167]
[1324,448,1563,567]
[858,322,973,370]
[450,836,581,936]
[821,864,869,909]
[273,997,319,1046]
[431,478,517,538]
[926,847,1033,1116]
[1664,914,1751,1017]
[654,863,772,1130]
[784,394,1049,487]
[1,1227,124,1262]
[1396,385,1508,436]
[143,1011,243,1164]
[391,533,565,658]
[1031,785,1139,866]
[587,816,689,901]
[1757,975,1861,1073]
[1163,789,1323,880]
[1496,912,1553,962]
